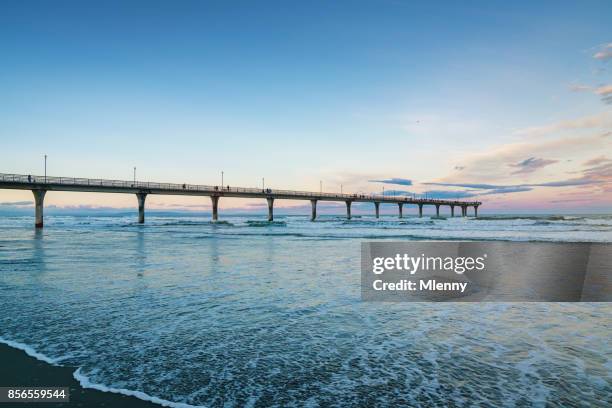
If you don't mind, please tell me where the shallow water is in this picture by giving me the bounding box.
[0,214,611,407]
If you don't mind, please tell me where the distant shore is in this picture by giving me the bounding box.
[0,343,163,408]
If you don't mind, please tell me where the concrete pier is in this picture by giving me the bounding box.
[32,190,46,228]
[0,173,481,226]
[451,205,455,217]
[211,196,219,221]
[267,197,274,221]
[310,199,317,221]
[136,193,147,223]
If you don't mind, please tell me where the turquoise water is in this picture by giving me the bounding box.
[0,214,610,407]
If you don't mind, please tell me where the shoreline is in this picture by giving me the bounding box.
[0,342,189,408]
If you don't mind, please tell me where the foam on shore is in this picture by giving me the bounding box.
[0,337,203,408]
[0,336,60,365]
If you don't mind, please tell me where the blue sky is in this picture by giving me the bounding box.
[1,1,611,213]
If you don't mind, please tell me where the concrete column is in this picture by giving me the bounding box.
[462,206,467,217]
[450,205,455,217]
[398,203,403,218]
[267,197,274,222]
[435,204,440,217]
[418,204,423,218]
[374,202,380,218]
[211,196,219,221]
[310,200,317,221]
[32,190,46,228]
[345,201,352,220]
[474,205,479,218]
[136,193,147,224]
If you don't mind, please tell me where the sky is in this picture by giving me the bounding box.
[1,0,611,214]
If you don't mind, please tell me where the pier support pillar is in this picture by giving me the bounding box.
[435,204,440,217]
[398,203,403,218]
[211,196,219,221]
[345,201,352,220]
[451,205,455,217]
[461,205,467,217]
[267,197,274,222]
[32,190,46,228]
[418,204,423,218]
[374,202,380,218]
[474,205,479,218]
[136,193,147,224]
[310,200,317,221]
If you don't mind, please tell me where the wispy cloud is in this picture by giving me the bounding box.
[368,178,413,186]
[569,84,592,92]
[381,189,413,196]
[0,201,33,206]
[514,111,612,138]
[422,190,478,199]
[425,178,599,190]
[509,157,558,174]
[594,84,612,104]
[593,43,612,60]
[583,156,611,166]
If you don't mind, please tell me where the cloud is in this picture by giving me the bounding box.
[593,43,612,60]
[509,157,558,174]
[478,186,533,195]
[583,156,611,166]
[594,85,612,95]
[0,201,33,206]
[423,177,604,201]
[426,178,599,190]
[422,190,479,199]
[569,84,592,92]
[594,84,612,104]
[381,189,413,196]
[582,161,612,179]
[431,131,611,187]
[368,178,413,186]
[514,111,612,137]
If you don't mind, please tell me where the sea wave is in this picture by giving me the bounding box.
[159,220,234,227]
[74,369,202,408]
[0,336,61,365]
[475,215,572,221]
[245,220,287,227]
[0,337,201,408]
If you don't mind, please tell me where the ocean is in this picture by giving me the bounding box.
[0,213,610,407]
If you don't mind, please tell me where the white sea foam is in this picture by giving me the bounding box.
[0,337,203,408]
[73,368,205,408]
[0,336,61,365]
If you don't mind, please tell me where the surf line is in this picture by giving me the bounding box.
[373,279,468,293]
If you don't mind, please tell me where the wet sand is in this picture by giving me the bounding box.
[0,343,160,408]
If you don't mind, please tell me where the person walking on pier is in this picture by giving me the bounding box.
[28,175,32,183]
